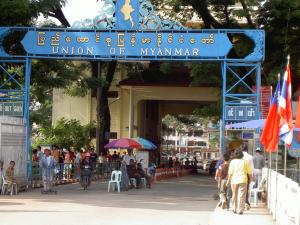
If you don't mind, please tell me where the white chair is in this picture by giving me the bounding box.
[1,175,18,196]
[249,178,265,206]
[108,170,122,192]
[141,177,147,188]
[130,178,137,188]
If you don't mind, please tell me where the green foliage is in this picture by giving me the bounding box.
[193,104,221,124]
[0,0,67,26]
[189,63,221,86]
[258,0,300,88]
[34,118,96,150]
[31,60,84,102]
[30,99,52,129]
[0,0,37,26]
[162,114,209,135]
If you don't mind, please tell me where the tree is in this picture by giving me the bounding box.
[37,1,118,155]
[0,0,118,154]
[34,118,96,150]
[258,0,300,89]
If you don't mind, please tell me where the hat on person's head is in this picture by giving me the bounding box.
[256,147,261,152]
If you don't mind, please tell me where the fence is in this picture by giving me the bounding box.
[30,162,121,188]
[155,168,193,181]
[264,168,300,225]
[29,162,193,188]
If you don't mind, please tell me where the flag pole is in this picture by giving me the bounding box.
[269,86,273,169]
[276,73,281,172]
[284,145,287,176]
[283,55,290,176]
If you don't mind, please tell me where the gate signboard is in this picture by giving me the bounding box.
[21,30,233,60]
[0,102,23,116]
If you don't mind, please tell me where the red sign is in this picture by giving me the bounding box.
[253,86,272,119]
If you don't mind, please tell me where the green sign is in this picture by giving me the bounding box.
[0,102,23,116]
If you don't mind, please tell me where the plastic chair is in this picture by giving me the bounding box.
[130,178,137,188]
[141,177,147,188]
[1,175,18,196]
[249,181,263,206]
[108,170,122,192]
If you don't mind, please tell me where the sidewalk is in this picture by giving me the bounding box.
[0,175,218,225]
[210,203,275,225]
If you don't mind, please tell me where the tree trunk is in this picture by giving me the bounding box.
[187,0,223,28]
[93,61,117,155]
[240,0,255,28]
[96,62,102,155]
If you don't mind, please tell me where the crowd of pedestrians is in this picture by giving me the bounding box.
[32,146,128,180]
[215,147,265,215]
[30,146,154,192]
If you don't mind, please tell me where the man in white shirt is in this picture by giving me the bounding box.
[123,149,136,165]
[253,148,265,187]
[39,149,56,194]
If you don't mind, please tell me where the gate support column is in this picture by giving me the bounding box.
[24,59,32,187]
[221,62,261,154]
[221,61,227,154]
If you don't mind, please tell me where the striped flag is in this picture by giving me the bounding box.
[261,80,280,152]
[278,62,293,145]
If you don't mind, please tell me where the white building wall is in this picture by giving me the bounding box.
[0,116,26,181]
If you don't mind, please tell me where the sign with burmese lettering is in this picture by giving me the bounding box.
[21,30,233,60]
[225,106,258,121]
[0,102,23,116]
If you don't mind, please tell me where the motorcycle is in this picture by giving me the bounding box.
[80,164,92,190]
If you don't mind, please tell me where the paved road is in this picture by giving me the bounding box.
[0,175,218,225]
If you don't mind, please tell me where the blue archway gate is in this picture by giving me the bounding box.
[0,0,264,183]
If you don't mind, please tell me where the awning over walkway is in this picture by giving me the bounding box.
[226,119,265,130]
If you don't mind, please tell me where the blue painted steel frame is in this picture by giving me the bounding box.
[221,62,261,152]
[24,59,32,186]
[0,59,31,187]
[0,26,264,179]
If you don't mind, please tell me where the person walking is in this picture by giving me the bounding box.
[39,149,57,194]
[227,150,252,215]
[242,146,254,208]
[216,153,230,209]
[253,148,265,187]
[74,150,83,180]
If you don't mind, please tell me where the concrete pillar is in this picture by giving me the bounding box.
[128,87,134,138]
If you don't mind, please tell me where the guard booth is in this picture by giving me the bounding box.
[0,0,265,184]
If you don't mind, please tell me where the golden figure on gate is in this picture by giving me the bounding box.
[121,0,135,28]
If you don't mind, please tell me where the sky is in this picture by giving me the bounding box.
[62,0,100,25]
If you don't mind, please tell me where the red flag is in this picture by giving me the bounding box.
[278,62,293,145]
[261,81,280,152]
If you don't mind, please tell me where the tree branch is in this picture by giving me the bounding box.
[51,6,70,27]
[240,0,255,28]
[223,4,231,26]
[187,0,223,28]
